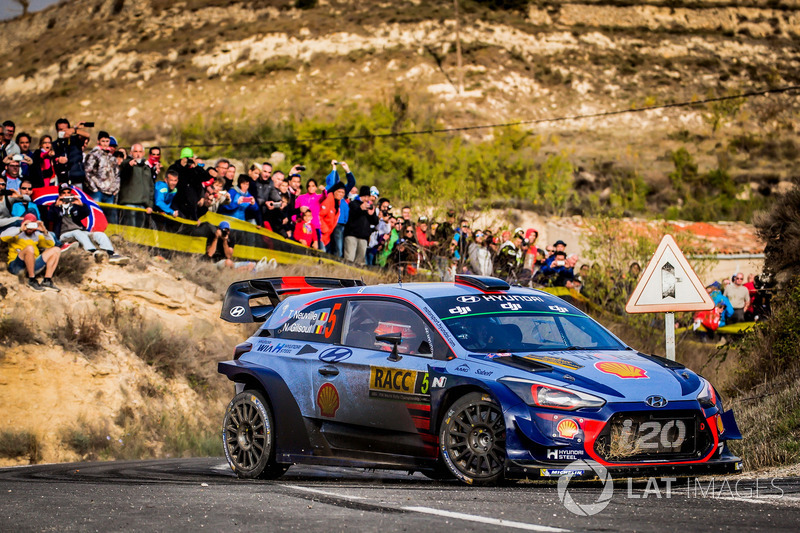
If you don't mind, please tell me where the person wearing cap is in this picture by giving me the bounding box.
[324,160,356,257]
[1,212,62,291]
[343,185,379,264]
[706,282,734,327]
[168,147,210,220]
[495,228,525,281]
[205,220,238,267]
[84,130,120,223]
[539,250,575,286]
[48,184,129,265]
[118,143,154,228]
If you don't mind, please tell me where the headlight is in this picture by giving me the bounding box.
[697,379,717,408]
[500,377,606,410]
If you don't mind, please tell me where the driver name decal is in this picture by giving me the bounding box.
[369,366,429,402]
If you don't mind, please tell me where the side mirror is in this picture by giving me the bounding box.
[376,332,402,362]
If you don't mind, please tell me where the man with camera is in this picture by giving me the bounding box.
[118,143,154,227]
[53,118,90,187]
[205,220,250,269]
[1,154,27,192]
[48,183,129,265]
[1,212,62,292]
[0,176,22,231]
[169,148,210,220]
[343,185,379,265]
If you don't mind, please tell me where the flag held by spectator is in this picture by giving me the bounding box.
[32,185,109,232]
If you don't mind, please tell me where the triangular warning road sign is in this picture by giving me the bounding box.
[626,234,715,313]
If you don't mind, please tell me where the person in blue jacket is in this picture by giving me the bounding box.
[324,160,356,257]
[706,282,734,327]
[221,175,259,222]
[154,169,179,217]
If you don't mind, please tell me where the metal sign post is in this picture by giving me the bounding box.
[664,312,676,361]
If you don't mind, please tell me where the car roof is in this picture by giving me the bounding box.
[279,282,576,310]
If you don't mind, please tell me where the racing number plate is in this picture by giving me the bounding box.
[609,416,697,455]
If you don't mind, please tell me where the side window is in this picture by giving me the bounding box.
[272,299,345,343]
[343,300,438,357]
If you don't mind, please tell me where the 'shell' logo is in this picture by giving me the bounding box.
[556,418,580,439]
[317,383,339,418]
[595,361,648,379]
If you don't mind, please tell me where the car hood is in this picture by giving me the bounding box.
[467,349,703,402]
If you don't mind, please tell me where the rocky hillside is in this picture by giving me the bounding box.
[2,0,799,195]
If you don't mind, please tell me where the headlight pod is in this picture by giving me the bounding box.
[500,377,606,411]
[697,379,718,408]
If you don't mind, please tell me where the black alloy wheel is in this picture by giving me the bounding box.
[439,392,506,485]
[222,390,288,479]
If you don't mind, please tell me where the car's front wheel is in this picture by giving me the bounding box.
[222,390,288,479]
[439,392,506,485]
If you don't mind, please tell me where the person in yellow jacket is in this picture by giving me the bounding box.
[0,212,62,291]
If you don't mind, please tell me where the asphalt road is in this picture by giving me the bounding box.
[1,458,799,532]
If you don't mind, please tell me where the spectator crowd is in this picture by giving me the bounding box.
[0,116,776,320]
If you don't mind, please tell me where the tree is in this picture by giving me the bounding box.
[13,0,30,17]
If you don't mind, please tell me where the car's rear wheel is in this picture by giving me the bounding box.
[439,392,506,485]
[222,390,288,479]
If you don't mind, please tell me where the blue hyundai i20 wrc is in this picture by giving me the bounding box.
[217,275,742,485]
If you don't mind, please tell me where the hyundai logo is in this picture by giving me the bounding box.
[229,306,246,318]
[645,395,668,408]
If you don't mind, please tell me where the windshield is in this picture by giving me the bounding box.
[429,294,624,353]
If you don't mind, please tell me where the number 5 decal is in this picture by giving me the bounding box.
[324,303,342,338]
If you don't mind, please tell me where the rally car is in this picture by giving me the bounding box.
[217,275,742,485]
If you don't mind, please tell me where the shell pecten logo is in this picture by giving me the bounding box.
[317,383,340,418]
[594,361,648,379]
[556,418,580,439]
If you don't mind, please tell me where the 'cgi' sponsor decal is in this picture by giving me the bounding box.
[594,361,648,379]
[369,366,430,402]
[556,418,580,439]
[317,383,340,418]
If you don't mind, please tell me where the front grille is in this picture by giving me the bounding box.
[594,410,714,463]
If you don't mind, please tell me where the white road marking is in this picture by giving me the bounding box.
[283,485,569,531]
[401,507,569,532]
[280,484,366,500]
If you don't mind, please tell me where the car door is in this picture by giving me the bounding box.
[315,298,445,459]
[269,298,346,421]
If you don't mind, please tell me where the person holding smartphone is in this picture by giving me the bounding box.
[0,212,62,292]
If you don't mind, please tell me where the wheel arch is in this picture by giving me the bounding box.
[432,383,493,436]
[225,367,312,459]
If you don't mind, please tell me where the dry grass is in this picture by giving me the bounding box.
[604,425,644,461]
[62,409,221,461]
[49,312,105,356]
[0,315,38,352]
[0,430,42,464]
[56,249,93,285]
[727,376,800,471]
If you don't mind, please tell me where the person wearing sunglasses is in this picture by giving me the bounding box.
[723,272,750,324]
[10,180,43,220]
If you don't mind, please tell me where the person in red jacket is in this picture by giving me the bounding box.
[319,182,346,250]
[293,209,319,249]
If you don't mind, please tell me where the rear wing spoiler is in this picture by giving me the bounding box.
[220,276,365,323]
